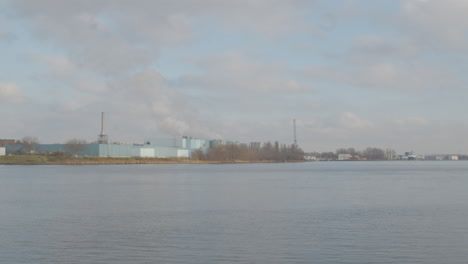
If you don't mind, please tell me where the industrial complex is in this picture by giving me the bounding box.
[2,113,464,161]
[0,113,246,158]
[2,137,221,158]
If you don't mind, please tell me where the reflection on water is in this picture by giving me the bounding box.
[1,161,468,263]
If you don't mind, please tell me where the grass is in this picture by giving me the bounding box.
[0,155,292,165]
[0,155,184,165]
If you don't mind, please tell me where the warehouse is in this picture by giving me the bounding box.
[3,138,202,158]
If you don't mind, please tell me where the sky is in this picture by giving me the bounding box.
[1,0,468,154]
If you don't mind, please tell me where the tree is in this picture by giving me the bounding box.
[192,141,304,162]
[21,136,40,154]
[336,148,348,155]
[336,147,359,156]
[347,148,360,156]
[361,147,385,160]
[64,139,88,155]
[320,152,337,160]
[191,150,205,160]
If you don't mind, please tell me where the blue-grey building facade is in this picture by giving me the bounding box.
[5,137,247,158]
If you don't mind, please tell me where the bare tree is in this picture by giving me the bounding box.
[64,139,88,156]
[193,142,304,162]
[361,147,385,160]
[320,152,337,160]
[21,136,40,154]
[336,147,359,156]
[191,150,206,160]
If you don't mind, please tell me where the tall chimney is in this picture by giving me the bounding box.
[101,112,105,135]
[293,119,298,147]
[98,112,108,144]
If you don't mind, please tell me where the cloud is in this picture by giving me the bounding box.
[349,36,420,62]
[7,0,314,77]
[111,70,221,139]
[302,59,461,91]
[299,0,468,92]
[0,82,26,104]
[107,0,314,37]
[393,116,429,126]
[56,101,83,112]
[4,0,314,140]
[39,55,76,75]
[0,19,17,43]
[340,112,374,130]
[35,55,109,94]
[202,0,314,37]
[178,52,311,93]
[75,78,108,93]
[9,1,158,76]
[0,31,16,42]
[401,0,468,51]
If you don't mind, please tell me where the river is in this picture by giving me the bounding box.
[1,161,467,263]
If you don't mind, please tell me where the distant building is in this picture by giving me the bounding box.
[5,142,186,158]
[304,155,317,161]
[0,139,15,147]
[4,136,237,158]
[209,139,224,148]
[144,137,211,158]
[249,142,261,150]
[450,155,459,160]
[399,151,421,160]
[130,147,154,158]
[385,149,396,160]
[0,147,5,156]
[338,154,352,161]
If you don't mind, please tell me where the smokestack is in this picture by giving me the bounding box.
[293,119,298,147]
[98,112,108,144]
[101,112,105,135]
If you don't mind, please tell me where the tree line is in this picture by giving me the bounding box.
[192,142,305,162]
[306,147,387,160]
[9,137,305,161]
[8,136,87,156]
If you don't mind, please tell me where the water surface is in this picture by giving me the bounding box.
[1,161,467,263]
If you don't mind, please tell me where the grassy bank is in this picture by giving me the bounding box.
[0,155,296,165]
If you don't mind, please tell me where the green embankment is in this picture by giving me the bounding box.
[0,155,292,165]
[0,155,195,165]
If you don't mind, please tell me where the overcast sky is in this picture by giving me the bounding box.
[1,0,467,154]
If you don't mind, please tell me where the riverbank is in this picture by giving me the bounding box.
[0,155,300,165]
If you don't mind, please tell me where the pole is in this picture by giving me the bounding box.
[101,112,105,136]
[293,119,297,147]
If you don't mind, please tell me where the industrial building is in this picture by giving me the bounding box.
[0,139,15,146]
[3,138,214,158]
[338,154,352,161]
[2,113,246,158]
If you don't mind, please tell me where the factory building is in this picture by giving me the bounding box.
[0,139,15,146]
[3,137,216,158]
[131,147,154,158]
[2,113,230,158]
[338,154,352,160]
[143,137,211,158]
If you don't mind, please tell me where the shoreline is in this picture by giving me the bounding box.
[0,155,303,165]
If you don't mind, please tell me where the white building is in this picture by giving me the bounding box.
[304,155,317,161]
[338,154,352,161]
[131,148,155,158]
[385,149,396,160]
[0,147,5,156]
